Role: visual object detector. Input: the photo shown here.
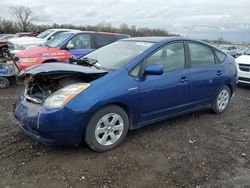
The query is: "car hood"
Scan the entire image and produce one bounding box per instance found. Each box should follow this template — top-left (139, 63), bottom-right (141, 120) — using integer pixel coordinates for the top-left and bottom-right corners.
top-left (19, 62), bottom-right (107, 76)
top-left (9, 37), bottom-right (45, 44)
top-left (235, 55), bottom-right (250, 65)
top-left (16, 46), bottom-right (63, 58)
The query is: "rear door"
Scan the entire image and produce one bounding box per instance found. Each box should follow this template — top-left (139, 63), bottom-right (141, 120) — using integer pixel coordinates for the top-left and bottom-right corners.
top-left (187, 42), bottom-right (224, 107)
top-left (67, 34), bottom-right (93, 57)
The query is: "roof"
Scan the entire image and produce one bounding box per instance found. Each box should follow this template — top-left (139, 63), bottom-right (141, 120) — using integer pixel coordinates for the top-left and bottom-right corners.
top-left (122, 37), bottom-right (185, 43)
top-left (59, 30), bottom-right (129, 36)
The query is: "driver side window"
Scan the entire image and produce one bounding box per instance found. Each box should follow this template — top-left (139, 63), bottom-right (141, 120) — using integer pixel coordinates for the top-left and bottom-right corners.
top-left (145, 42), bottom-right (185, 73)
top-left (67, 34), bottom-right (91, 49)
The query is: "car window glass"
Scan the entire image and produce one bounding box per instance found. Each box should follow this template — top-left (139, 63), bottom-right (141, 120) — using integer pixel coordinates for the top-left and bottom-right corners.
top-left (245, 50), bottom-right (250, 55)
top-left (68, 34), bottom-right (91, 49)
top-left (36, 30), bottom-right (54, 39)
top-left (189, 43), bottom-right (215, 67)
top-left (215, 50), bottom-right (226, 63)
top-left (93, 34), bottom-right (115, 48)
top-left (145, 42), bottom-right (185, 73)
top-left (130, 63), bottom-right (141, 77)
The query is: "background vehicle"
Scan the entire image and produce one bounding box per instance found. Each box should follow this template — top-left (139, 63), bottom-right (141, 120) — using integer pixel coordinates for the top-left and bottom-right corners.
top-left (14, 32), bottom-right (40, 38)
top-left (14, 37), bottom-right (237, 152)
top-left (8, 29), bottom-right (79, 54)
top-left (220, 45), bottom-right (241, 58)
top-left (0, 49), bottom-right (19, 89)
top-left (15, 31), bottom-right (130, 70)
top-left (0, 34), bottom-right (15, 40)
top-left (235, 49), bottom-right (250, 85)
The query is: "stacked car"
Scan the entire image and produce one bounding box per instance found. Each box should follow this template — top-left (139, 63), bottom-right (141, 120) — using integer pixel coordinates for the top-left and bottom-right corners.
top-left (15, 31), bottom-right (129, 70)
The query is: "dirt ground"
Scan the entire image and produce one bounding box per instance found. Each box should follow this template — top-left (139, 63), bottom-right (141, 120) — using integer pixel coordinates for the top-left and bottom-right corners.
top-left (0, 83), bottom-right (250, 188)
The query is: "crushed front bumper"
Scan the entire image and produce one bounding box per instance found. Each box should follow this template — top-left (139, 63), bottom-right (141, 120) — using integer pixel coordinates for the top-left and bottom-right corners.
top-left (14, 94), bottom-right (90, 146)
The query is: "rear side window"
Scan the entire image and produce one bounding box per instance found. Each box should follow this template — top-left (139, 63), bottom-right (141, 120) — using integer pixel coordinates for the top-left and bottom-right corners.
top-left (189, 42), bottom-right (215, 67)
top-left (93, 34), bottom-right (115, 48)
top-left (215, 50), bottom-right (226, 63)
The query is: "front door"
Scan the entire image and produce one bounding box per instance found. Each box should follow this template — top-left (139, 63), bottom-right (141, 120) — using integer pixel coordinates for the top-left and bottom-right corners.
top-left (139, 42), bottom-right (190, 123)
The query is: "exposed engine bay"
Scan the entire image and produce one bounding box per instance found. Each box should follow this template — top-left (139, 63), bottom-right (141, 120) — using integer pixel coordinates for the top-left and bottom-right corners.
top-left (24, 72), bottom-right (106, 104)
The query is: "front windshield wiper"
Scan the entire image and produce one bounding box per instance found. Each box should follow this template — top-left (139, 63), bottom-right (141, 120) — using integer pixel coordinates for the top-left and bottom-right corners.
top-left (69, 57), bottom-right (102, 70)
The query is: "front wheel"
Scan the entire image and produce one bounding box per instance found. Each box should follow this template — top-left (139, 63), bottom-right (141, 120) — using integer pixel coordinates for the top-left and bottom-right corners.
top-left (212, 86), bottom-right (231, 114)
top-left (84, 105), bottom-right (129, 152)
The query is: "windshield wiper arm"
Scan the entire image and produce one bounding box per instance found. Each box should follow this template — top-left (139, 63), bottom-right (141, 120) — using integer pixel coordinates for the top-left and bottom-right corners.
top-left (69, 57), bottom-right (102, 70)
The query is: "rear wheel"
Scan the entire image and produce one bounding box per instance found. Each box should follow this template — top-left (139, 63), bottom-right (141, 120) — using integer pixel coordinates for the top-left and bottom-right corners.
top-left (212, 86), bottom-right (231, 114)
top-left (0, 77), bottom-right (10, 89)
top-left (85, 105), bottom-right (129, 152)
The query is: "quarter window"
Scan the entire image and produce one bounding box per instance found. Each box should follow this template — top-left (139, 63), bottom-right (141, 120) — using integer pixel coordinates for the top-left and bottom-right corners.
top-left (215, 50), bottom-right (226, 63)
top-left (189, 43), bottom-right (215, 67)
top-left (145, 42), bottom-right (185, 73)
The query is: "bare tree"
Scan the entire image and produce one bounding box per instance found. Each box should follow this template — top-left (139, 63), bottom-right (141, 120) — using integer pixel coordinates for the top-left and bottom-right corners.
top-left (9, 6), bottom-right (33, 32)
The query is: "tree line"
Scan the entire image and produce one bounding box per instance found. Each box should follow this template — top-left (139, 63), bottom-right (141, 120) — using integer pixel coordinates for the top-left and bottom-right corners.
top-left (0, 5), bottom-right (178, 37)
top-left (0, 19), bottom-right (178, 37)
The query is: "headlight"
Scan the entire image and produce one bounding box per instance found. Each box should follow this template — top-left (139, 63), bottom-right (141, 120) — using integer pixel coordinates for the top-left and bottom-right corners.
top-left (43, 83), bottom-right (90, 109)
top-left (19, 58), bottom-right (37, 63)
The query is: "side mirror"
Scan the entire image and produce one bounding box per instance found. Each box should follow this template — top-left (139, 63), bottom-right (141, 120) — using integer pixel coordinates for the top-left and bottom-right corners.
top-left (66, 43), bottom-right (74, 49)
top-left (144, 64), bottom-right (164, 75)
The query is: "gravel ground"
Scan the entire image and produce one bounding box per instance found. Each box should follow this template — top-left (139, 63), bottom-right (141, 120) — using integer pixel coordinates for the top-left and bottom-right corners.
top-left (0, 84), bottom-right (250, 188)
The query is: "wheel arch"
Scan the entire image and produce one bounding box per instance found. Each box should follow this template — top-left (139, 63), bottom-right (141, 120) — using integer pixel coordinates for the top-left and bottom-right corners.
top-left (90, 102), bottom-right (134, 130)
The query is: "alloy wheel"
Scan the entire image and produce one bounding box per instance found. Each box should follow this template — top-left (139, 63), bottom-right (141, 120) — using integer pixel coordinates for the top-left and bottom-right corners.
top-left (217, 89), bottom-right (230, 111)
top-left (95, 113), bottom-right (124, 146)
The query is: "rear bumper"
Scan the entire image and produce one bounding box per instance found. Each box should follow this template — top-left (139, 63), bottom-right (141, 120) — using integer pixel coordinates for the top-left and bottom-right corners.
top-left (14, 94), bottom-right (90, 146)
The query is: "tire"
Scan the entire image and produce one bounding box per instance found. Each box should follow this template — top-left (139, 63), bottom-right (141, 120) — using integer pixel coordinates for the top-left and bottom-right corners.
top-left (0, 77), bottom-right (10, 89)
top-left (212, 85), bottom-right (231, 114)
top-left (85, 105), bottom-right (129, 152)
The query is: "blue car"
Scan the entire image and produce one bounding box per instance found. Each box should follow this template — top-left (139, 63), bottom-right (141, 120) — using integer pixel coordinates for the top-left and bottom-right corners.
top-left (14, 37), bottom-right (237, 152)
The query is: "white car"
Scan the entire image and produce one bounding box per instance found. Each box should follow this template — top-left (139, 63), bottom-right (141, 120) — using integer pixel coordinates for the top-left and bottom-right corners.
top-left (235, 49), bottom-right (250, 85)
top-left (8, 29), bottom-right (79, 54)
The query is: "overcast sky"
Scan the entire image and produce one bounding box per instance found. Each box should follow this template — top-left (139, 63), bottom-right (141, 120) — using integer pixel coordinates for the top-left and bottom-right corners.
top-left (0, 0), bottom-right (250, 42)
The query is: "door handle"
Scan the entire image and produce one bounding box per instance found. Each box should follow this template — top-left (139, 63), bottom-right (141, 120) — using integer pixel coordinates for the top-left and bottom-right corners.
top-left (180, 76), bottom-right (188, 83)
top-left (217, 70), bottom-right (223, 76)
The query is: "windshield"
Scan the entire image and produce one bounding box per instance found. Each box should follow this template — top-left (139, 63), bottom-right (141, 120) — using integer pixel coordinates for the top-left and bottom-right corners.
top-left (84, 41), bottom-right (154, 71)
top-left (245, 49), bottom-right (250, 55)
top-left (43, 32), bottom-right (73, 48)
top-left (36, 30), bottom-right (54, 39)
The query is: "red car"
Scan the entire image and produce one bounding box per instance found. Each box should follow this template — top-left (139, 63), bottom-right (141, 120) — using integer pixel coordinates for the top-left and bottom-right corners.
top-left (15, 32), bottom-right (40, 37)
top-left (15, 31), bottom-right (130, 70)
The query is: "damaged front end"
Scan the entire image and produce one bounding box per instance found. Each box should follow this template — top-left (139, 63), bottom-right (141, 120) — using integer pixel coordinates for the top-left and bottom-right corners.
top-left (14, 62), bottom-right (107, 145)
top-left (20, 63), bottom-right (107, 105)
